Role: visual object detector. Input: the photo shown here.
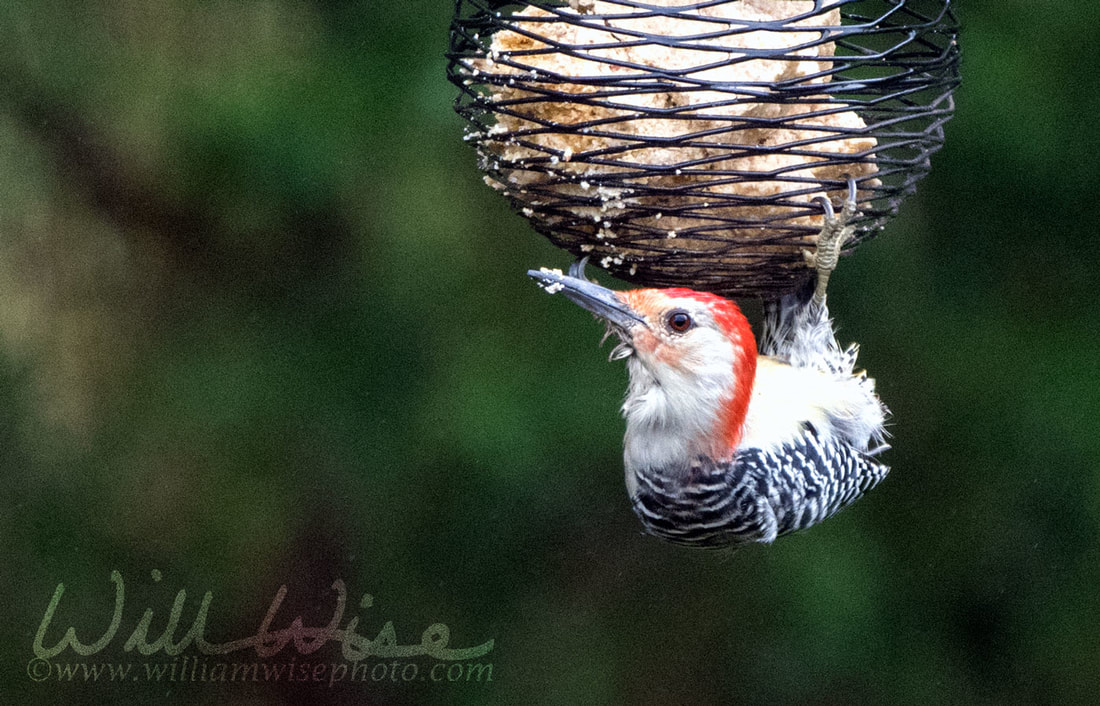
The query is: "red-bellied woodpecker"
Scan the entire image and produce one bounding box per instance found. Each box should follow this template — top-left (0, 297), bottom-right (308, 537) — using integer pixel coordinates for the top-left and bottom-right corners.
top-left (528, 186), bottom-right (889, 548)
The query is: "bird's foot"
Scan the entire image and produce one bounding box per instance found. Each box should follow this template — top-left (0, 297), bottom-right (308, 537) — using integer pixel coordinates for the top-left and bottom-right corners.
top-left (803, 179), bottom-right (860, 306)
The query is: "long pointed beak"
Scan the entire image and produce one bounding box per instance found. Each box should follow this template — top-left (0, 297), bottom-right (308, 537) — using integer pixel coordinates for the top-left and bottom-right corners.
top-left (527, 267), bottom-right (647, 333)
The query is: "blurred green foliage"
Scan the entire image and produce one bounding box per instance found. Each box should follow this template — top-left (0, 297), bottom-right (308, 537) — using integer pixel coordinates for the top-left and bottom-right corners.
top-left (2, 1), bottom-right (1100, 704)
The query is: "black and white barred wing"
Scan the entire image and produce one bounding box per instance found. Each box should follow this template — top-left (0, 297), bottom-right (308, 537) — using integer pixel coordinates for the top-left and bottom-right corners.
top-left (631, 425), bottom-right (889, 548)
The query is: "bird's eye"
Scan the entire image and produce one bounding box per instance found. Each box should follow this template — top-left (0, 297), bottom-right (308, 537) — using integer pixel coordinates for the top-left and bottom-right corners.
top-left (666, 310), bottom-right (693, 333)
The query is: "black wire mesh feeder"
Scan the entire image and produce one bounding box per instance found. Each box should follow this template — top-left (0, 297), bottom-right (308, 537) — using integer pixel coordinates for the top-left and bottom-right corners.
top-left (448, 0), bottom-right (958, 298)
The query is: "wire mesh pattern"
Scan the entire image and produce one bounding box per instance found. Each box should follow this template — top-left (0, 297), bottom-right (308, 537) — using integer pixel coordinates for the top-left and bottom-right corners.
top-left (448, 0), bottom-right (958, 297)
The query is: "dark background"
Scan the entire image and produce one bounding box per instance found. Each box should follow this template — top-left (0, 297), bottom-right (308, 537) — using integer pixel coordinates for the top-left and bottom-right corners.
top-left (3, 1), bottom-right (1099, 704)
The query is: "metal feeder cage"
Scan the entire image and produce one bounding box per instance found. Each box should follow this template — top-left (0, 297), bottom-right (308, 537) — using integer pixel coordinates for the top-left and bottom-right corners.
top-left (448, 0), bottom-right (959, 297)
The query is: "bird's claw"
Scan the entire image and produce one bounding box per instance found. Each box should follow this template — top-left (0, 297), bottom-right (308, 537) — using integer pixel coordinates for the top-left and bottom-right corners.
top-left (803, 179), bottom-right (859, 306)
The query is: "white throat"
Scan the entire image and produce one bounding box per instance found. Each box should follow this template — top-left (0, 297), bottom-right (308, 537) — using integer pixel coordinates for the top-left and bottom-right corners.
top-left (620, 349), bottom-right (738, 495)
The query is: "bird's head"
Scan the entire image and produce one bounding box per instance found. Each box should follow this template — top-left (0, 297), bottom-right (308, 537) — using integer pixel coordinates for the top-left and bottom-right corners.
top-left (529, 263), bottom-right (757, 464)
